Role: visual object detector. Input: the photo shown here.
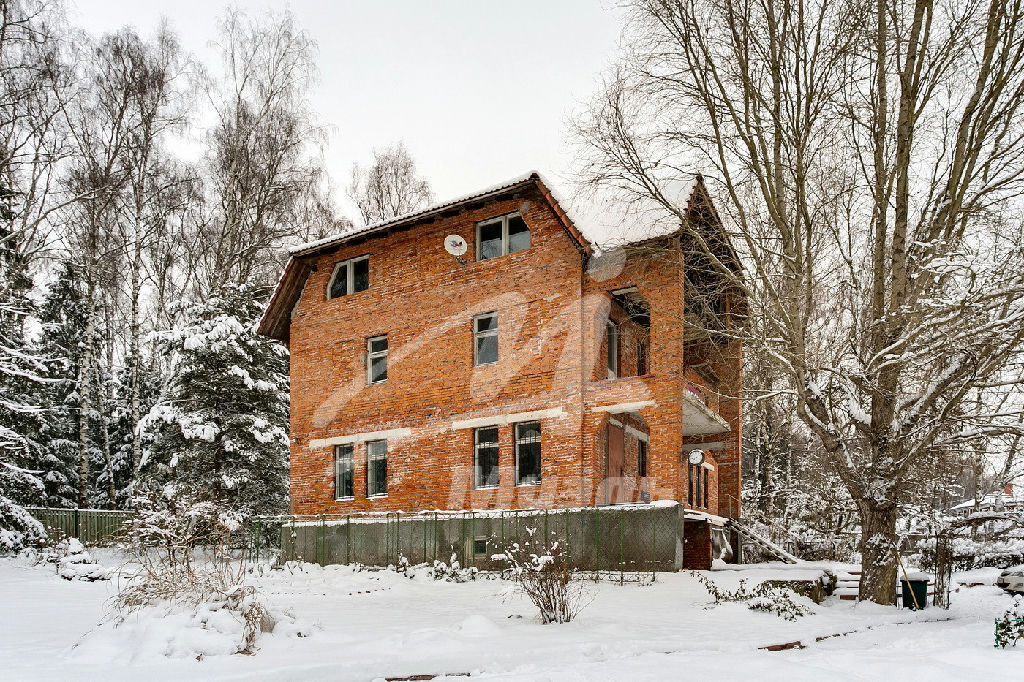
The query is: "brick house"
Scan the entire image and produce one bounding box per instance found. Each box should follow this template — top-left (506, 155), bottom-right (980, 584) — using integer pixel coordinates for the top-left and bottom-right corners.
top-left (259, 172), bottom-right (743, 568)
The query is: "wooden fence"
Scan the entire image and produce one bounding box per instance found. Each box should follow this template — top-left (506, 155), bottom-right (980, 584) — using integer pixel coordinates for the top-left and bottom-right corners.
top-left (26, 507), bottom-right (132, 545)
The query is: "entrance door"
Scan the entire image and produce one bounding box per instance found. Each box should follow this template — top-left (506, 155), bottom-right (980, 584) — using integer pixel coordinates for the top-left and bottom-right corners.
top-left (606, 423), bottom-right (625, 504)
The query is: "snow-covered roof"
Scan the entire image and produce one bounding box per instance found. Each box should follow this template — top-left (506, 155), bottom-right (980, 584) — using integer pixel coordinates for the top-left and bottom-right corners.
top-left (951, 485), bottom-right (1024, 512)
top-left (290, 172), bottom-right (584, 257)
top-left (258, 171), bottom-right (730, 343)
top-left (259, 172), bottom-right (592, 342)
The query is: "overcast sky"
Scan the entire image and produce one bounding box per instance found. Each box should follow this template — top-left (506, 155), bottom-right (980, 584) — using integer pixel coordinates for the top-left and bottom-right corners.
top-left (68, 0), bottom-right (625, 218)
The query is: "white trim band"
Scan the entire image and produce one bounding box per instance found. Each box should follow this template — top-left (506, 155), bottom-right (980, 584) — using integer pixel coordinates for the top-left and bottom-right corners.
top-left (309, 427), bottom-right (413, 449)
top-left (592, 400), bottom-right (656, 414)
top-left (452, 407), bottom-right (565, 430)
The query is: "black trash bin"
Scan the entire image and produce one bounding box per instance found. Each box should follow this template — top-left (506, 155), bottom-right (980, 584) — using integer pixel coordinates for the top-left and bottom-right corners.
top-left (901, 575), bottom-right (929, 609)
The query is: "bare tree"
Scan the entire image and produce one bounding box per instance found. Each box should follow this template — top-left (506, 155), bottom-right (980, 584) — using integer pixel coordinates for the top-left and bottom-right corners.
top-left (576, 0), bottom-right (1024, 603)
top-left (0, 0), bottom-right (73, 279)
top-left (348, 141), bottom-right (434, 226)
top-left (115, 23), bottom-right (193, 480)
top-left (202, 8), bottom-right (333, 293)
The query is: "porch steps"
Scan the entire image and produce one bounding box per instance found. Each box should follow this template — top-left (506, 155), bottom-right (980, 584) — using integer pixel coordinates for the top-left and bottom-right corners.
top-left (836, 570), bottom-right (861, 600)
top-left (728, 520), bottom-right (800, 564)
top-left (834, 571), bottom-right (936, 603)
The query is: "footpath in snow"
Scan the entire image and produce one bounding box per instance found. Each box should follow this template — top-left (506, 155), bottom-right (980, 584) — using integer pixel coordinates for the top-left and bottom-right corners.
top-left (0, 554), bottom-right (1020, 681)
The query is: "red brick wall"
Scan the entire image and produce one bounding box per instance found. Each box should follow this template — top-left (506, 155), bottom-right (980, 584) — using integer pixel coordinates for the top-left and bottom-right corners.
top-left (288, 188), bottom-right (590, 514)
top-left (285, 189), bottom-right (741, 517)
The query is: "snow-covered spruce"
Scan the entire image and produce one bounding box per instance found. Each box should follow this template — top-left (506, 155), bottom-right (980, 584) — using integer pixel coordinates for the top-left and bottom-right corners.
top-left (138, 284), bottom-right (289, 517)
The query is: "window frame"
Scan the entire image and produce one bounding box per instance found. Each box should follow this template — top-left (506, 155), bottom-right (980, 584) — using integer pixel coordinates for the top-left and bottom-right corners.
top-left (514, 421), bottom-right (542, 487)
top-left (606, 320), bottom-right (619, 379)
top-left (688, 463), bottom-right (705, 508)
top-left (366, 439), bottom-right (387, 498)
top-left (475, 212), bottom-right (530, 261)
top-left (474, 426), bottom-right (500, 489)
top-left (703, 468), bottom-right (709, 508)
top-left (327, 254), bottom-right (370, 299)
top-left (334, 444), bottom-right (354, 500)
top-left (366, 334), bottom-right (388, 385)
top-left (636, 337), bottom-right (649, 376)
top-left (473, 312), bottom-right (499, 366)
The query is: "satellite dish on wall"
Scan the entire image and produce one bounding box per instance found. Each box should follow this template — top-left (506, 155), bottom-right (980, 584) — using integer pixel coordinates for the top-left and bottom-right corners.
top-left (444, 234), bottom-right (468, 257)
top-left (688, 450), bottom-right (706, 466)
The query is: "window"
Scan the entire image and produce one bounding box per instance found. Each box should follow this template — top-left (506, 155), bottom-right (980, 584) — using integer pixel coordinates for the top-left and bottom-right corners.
top-left (366, 440), bottom-right (387, 497)
top-left (688, 464), bottom-right (704, 508)
top-left (328, 255), bottom-right (369, 299)
top-left (606, 320), bottom-right (619, 379)
top-left (515, 421), bottom-right (541, 486)
top-left (475, 426), bottom-right (500, 488)
top-left (335, 444), bottom-right (354, 499)
top-left (473, 537), bottom-right (488, 556)
top-left (367, 335), bottom-right (388, 384)
top-left (703, 468), bottom-right (709, 509)
top-left (636, 338), bottom-right (649, 376)
top-left (474, 312), bottom-right (498, 366)
top-left (637, 440), bottom-right (648, 478)
top-left (476, 213), bottom-right (530, 260)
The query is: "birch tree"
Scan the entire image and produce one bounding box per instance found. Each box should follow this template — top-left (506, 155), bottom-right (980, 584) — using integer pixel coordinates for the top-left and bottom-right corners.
top-left (348, 141), bottom-right (434, 226)
top-left (202, 8), bottom-right (330, 292)
top-left (576, 0), bottom-right (1024, 603)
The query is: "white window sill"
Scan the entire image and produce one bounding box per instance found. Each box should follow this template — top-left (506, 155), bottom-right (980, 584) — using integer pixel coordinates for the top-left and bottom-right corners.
top-left (334, 496), bottom-right (354, 501)
top-left (474, 360), bottom-right (499, 367)
top-left (515, 481), bottom-right (542, 488)
top-left (367, 494), bottom-right (388, 499)
top-left (474, 485), bottom-right (499, 491)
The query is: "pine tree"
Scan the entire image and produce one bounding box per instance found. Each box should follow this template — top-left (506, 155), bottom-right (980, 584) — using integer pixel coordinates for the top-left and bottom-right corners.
top-left (0, 224), bottom-right (47, 549)
top-left (140, 283), bottom-right (289, 516)
top-left (34, 263), bottom-right (88, 508)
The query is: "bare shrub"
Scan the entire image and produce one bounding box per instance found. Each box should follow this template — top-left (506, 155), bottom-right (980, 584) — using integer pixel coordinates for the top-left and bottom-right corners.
top-left (494, 531), bottom-right (591, 624)
top-left (693, 572), bottom-right (813, 621)
top-left (115, 493), bottom-right (271, 653)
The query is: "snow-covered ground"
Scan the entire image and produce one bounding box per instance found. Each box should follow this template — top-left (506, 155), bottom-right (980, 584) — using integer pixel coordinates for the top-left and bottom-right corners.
top-left (0, 554), bottom-right (1020, 681)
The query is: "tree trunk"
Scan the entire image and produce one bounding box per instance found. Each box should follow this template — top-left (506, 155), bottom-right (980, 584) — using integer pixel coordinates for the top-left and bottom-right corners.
top-left (857, 501), bottom-right (899, 604)
top-left (933, 534), bottom-right (953, 609)
top-left (76, 283), bottom-right (98, 509)
top-left (129, 241), bottom-right (143, 479)
top-left (93, 356), bottom-right (117, 507)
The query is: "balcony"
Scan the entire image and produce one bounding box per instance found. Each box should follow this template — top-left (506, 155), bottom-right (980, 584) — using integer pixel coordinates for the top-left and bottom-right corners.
top-left (683, 383), bottom-right (729, 436)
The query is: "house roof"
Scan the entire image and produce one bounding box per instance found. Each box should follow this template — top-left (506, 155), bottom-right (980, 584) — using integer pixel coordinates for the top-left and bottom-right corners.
top-left (258, 171), bottom-right (737, 344)
top-left (288, 171), bottom-right (588, 258)
top-left (951, 485), bottom-right (1024, 512)
top-left (258, 172), bottom-right (590, 343)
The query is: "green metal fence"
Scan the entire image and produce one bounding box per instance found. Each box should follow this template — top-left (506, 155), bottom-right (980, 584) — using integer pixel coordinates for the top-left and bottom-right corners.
top-left (26, 507), bottom-right (132, 545)
top-left (253, 504), bottom-right (688, 580)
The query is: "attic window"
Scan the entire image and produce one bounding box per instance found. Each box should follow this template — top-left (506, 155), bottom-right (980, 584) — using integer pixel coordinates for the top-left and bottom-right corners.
top-left (328, 255), bottom-right (369, 299)
top-left (476, 213), bottom-right (530, 260)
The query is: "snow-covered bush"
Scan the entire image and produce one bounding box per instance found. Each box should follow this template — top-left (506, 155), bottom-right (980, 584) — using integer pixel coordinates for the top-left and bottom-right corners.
top-left (427, 553), bottom-right (477, 582)
top-left (113, 492), bottom-right (287, 655)
top-left (995, 597), bottom-right (1024, 648)
top-left (693, 573), bottom-right (813, 621)
top-left (493, 531), bottom-right (591, 624)
top-left (56, 538), bottom-right (109, 581)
